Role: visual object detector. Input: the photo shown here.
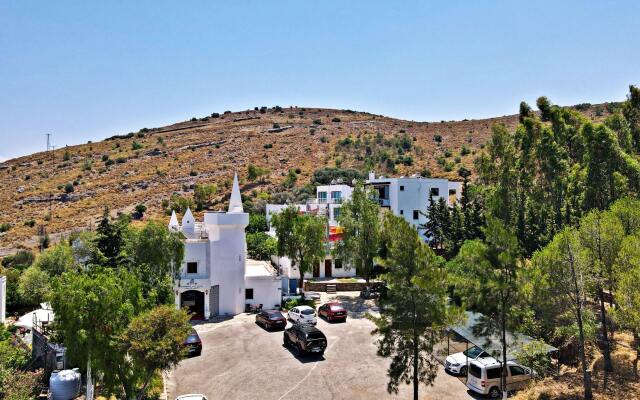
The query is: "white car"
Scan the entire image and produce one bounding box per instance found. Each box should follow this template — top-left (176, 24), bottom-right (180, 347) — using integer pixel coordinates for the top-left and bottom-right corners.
top-left (444, 345), bottom-right (491, 375)
top-left (466, 358), bottom-right (534, 398)
top-left (175, 395), bottom-right (208, 400)
top-left (287, 305), bottom-right (317, 325)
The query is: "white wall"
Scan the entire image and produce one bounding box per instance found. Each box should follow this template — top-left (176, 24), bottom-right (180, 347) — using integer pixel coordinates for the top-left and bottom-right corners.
top-left (245, 277), bottom-right (282, 310)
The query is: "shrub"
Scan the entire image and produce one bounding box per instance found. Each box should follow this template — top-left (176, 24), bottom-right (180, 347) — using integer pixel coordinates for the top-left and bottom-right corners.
top-left (62, 150), bottom-right (70, 161)
top-left (515, 340), bottom-right (554, 378)
top-left (24, 219), bottom-right (36, 227)
top-left (64, 182), bottom-right (74, 193)
top-left (115, 157), bottom-right (127, 164)
top-left (211, 112), bottom-right (220, 118)
top-left (263, 143), bottom-right (273, 149)
top-left (312, 167), bottom-right (364, 185)
top-left (313, 119), bottom-right (322, 125)
top-left (443, 149), bottom-right (452, 158)
top-left (105, 159), bottom-right (115, 166)
top-left (132, 141), bottom-right (143, 150)
top-left (133, 204), bottom-right (147, 219)
top-left (82, 160), bottom-right (92, 171)
top-left (189, 170), bottom-right (198, 176)
top-left (102, 154), bottom-right (109, 162)
top-left (460, 145), bottom-right (471, 156)
top-left (190, 117), bottom-right (197, 122)
top-left (332, 117), bottom-right (341, 123)
top-left (433, 134), bottom-right (442, 143)
top-left (0, 223), bottom-right (11, 233)
top-left (136, 132), bottom-right (145, 138)
top-left (273, 123), bottom-right (280, 129)
top-left (283, 297), bottom-right (316, 310)
top-left (246, 232), bottom-right (277, 261)
top-left (319, 136), bottom-right (328, 143)
top-left (454, 156), bottom-right (461, 164)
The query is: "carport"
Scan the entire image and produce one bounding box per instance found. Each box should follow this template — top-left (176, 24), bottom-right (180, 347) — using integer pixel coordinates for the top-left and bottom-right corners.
top-left (445, 311), bottom-right (559, 375)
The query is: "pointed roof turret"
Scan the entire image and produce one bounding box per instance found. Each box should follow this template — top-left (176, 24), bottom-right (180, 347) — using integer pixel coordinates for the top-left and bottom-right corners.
top-left (228, 172), bottom-right (243, 213)
top-left (182, 207), bottom-right (195, 231)
top-left (168, 210), bottom-right (179, 231)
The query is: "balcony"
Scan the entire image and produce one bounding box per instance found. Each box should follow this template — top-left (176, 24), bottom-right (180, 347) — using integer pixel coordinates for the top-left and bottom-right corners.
top-left (313, 198), bottom-right (343, 204)
top-left (377, 198), bottom-right (390, 207)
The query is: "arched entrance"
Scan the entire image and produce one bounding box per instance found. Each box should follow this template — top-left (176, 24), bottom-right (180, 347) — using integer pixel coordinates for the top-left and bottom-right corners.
top-left (180, 290), bottom-right (205, 320)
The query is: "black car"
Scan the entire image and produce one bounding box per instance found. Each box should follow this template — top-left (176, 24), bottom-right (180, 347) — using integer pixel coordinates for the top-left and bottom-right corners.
top-left (283, 324), bottom-right (327, 356)
top-left (256, 310), bottom-right (287, 330)
top-left (183, 329), bottom-right (202, 356)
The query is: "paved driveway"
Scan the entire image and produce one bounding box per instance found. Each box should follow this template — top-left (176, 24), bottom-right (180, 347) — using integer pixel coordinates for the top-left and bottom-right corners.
top-left (166, 293), bottom-right (474, 400)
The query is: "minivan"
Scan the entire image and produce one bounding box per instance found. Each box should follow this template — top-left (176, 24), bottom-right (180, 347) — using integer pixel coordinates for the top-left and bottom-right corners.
top-left (466, 358), bottom-right (534, 398)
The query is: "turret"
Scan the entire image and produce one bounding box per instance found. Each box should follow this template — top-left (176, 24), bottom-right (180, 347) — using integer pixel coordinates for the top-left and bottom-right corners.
top-left (228, 173), bottom-right (243, 213)
top-left (182, 207), bottom-right (195, 232)
top-left (168, 210), bottom-right (180, 231)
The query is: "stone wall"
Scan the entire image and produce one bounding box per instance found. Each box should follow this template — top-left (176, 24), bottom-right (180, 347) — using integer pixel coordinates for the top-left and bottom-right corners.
top-left (303, 281), bottom-right (367, 292)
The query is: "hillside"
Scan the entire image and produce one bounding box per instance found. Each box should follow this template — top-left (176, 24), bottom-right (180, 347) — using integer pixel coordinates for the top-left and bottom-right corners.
top-left (0, 103), bottom-right (615, 255)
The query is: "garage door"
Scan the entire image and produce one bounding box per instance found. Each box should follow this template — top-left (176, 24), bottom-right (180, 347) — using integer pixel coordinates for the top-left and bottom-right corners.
top-left (210, 285), bottom-right (219, 317)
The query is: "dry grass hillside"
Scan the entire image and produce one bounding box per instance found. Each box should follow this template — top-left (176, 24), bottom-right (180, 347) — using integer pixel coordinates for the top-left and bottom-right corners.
top-left (0, 103), bottom-right (615, 255)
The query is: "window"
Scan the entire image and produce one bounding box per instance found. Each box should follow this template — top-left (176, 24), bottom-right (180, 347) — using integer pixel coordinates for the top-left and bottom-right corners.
top-left (334, 259), bottom-right (343, 269)
top-left (413, 210), bottom-right (419, 220)
top-left (318, 191), bottom-right (327, 203)
top-left (245, 288), bottom-right (254, 300)
top-left (430, 187), bottom-right (439, 197)
top-left (449, 189), bottom-right (456, 196)
top-left (486, 367), bottom-right (502, 380)
top-left (186, 262), bottom-right (198, 274)
top-left (400, 210), bottom-right (404, 215)
top-left (469, 364), bottom-right (482, 379)
top-left (301, 309), bottom-right (315, 315)
top-left (510, 366), bottom-right (526, 376)
top-left (400, 185), bottom-right (405, 191)
top-left (331, 191), bottom-right (342, 203)
top-left (333, 207), bottom-right (341, 220)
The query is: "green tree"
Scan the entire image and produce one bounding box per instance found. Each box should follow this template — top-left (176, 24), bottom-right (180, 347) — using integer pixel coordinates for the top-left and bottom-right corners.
top-left (289, 214), bottom-right (326, 288)
top-left (120, 305), bottom-right (192, 400)
top-left (334, 182), bottom-right (381, 284)
top-left (612, 234), bottom-right (640, 379)
top-left (194, 184), bottom-right (217, 211)
top-left (449, 217), bottom-right (520, 399)
top-left (246, 232), bottom-right (277, 261)
top-left (530, 228), bottom-right (593, 399)
top-left (17, 265), bottom-right (51, 306)
top-left (247, 213), bottom-right (269, 234)
top-left (33, 242), bottom-right (76, 276)
top-left (578, 209), bottom-right (623, 384)
top-left (371, 213), bottom-right (458, 400)
top-left (271, 206), bottom-right (300, 259)
top-left (125, 221), bottom-right (185, 305)
top-left (49, 268), bottom-right (148, 399)
top-left (96, 207), bottom-right (126, 268)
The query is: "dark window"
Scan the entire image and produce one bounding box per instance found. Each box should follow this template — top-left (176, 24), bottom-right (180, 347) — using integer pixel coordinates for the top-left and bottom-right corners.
top-left (400, 185), bottom-right (405, 191)
top-left (413, 210), bottom-right (419, 220)
top-left (400, 210), bottom-right (404, 215)
top-left (469, 364), bottom-right (482, 378)
top-left (430, 187), bottom-right (439, 196)
top-left (301, 309), bottom-right (315, 315)
top-left (245, 288), bottom-right (254, 300)
top-left (510, 366), bottom-right (526, 376)
top-left (333, 207), bottom-right (341, 220)
top-left (187, 262), bottom-right (197, 274)
top-left (449, 189), bottom-right (456, 196)
top-left (486, 367), bottom-right (502, 380)
top-left (334, 259), bottom-right (343, 269)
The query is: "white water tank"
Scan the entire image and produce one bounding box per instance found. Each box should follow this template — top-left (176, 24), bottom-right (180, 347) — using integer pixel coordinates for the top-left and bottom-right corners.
top-left (49, 368), bottom-right (81, 400)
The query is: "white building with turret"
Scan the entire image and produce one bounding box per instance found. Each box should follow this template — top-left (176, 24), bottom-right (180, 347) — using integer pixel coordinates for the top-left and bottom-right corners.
top-left (171, 174), bottom-right (281, 319)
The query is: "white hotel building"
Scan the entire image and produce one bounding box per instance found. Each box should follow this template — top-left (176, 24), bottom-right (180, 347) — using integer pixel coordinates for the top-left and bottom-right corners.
top-left (170, 174), bottom-right (281, 319)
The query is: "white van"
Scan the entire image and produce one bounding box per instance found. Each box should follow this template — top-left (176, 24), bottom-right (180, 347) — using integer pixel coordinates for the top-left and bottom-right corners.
top-left (466, 358), bottom-right (534, 398)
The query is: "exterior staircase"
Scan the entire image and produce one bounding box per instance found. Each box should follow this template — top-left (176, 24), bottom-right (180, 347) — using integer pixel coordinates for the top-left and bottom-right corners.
top-left (326, 284), bottom-right (337, 294)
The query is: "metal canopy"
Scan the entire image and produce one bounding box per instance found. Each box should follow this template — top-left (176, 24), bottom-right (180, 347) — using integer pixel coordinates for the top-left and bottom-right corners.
top-left (448, 311), bottom-right (558, 362)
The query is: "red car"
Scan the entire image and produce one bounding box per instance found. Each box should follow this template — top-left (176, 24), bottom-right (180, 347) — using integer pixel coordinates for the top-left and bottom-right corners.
top-left (318, 302), bottom-right (348, 322)
top-left (256, 310), bottom-right (287, 330)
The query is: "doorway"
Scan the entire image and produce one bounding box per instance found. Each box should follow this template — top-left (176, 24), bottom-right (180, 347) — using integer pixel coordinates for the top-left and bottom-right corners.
top-left (181, 290), bottom-right (205, 320)
top-left (313, 263), bottom-right (320, 278)
top-left (325, 259), bottom-right (332, 278)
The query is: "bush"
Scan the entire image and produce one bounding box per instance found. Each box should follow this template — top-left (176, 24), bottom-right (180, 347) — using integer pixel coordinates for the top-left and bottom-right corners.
top-left (460, 145), bottom-right (471, 156)
top-left (283, 297), bottom-right (316, 310)
top-left (273, 123), bottom-right (280, 129)
top-left (263, 143), bottom-right (273, 149)
top-left (62, 150), bottom-right (70, 161)
top-left (312, 167), bottom-right (364, 185)
top-left (64, 182), bottom-right (74, 193)
top-left (105, 159), bottom-right (115, 166)
top-left (515, 340), bottom-right (554, 378)
top-left (319, 136), bottom-right (328, 143)
top-left (132, 141), bottom-right (143, 150)
top-left (433, 134), bottom-right (442, 143)
top-left (0, 223), bottom-right (11, 233)
top-left (313, 119), bottom-right (322, 125)
top-left (332, 117), bottom-right (341, 123)
top-left (246, 232), bottom-right (277, 261)
top-left (189, 170), bottom-right (198, 176)
top-left (247, 214), bottom-right (268, 234)
top-left (134, 204), bottom-right (147, 219)
top-left (211, 112), bottom-right (220, 118)
top-left (443, 149), bottom-right (452, 158)
top-left (24, 219), bottom-right (36, 227)
top-left (102, 154), bottom-right (109, 162)
top-left (115, 157), bottom-right (127, 164)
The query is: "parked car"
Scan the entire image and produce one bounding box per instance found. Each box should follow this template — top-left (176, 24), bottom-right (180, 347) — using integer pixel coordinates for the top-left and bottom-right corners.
top-left (466, 358), bottom-right (534, 398)
top-left (444, 345), bottom-right (491, 375)
top-left (287, 305), bottom-right (317, 325)
top-left (302, 291), bottom-right (321, 300)
top-left (283, 323), bottom-right (327, 356)
top-left (175, 395), bottom-right (208, 400)
top-left (183, 329), bottom-right (202, 356)
top-left (318, 302), bottom-right (347, 322)
top-left (256, 309), bottom-right (287, 330)
top-left (359, 287), bottom-right (379, 299)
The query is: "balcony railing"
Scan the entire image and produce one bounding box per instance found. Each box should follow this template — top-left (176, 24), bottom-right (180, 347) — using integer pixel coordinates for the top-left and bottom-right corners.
top-left (314, 198), bottom-right (343, 204)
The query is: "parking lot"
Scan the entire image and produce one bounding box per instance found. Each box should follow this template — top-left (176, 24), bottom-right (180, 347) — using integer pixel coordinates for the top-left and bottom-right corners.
top-left (166, 293), bottom-right (474, 400)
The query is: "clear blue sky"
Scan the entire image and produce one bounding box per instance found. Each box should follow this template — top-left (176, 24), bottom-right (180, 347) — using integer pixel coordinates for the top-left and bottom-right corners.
top-left (1, 1), bottom-right (639, 161)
